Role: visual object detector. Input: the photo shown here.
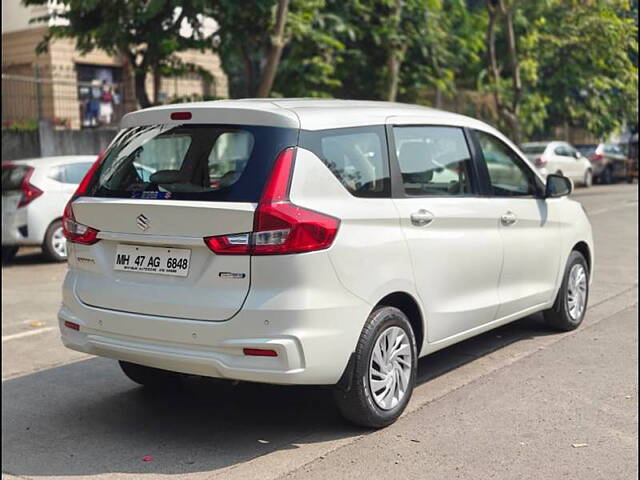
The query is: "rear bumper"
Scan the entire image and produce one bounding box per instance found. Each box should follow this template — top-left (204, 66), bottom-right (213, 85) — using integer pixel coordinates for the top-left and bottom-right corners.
top-left (58, 270), bottom-right (370, 385)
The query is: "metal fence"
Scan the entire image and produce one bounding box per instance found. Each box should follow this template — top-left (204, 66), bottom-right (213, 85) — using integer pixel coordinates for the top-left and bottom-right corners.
top-left (2, 68), bottom-right (129, 130)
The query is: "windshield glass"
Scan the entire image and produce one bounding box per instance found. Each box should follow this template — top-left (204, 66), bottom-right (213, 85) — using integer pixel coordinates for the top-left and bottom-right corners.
top-left (520, 145), bottom-right (547, 155)
top-left (86, 124), bottom-right (298, 202)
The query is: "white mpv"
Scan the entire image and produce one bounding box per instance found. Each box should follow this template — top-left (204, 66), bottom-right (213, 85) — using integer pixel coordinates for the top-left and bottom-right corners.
top-left (59, 100), bottom-right (594, 427)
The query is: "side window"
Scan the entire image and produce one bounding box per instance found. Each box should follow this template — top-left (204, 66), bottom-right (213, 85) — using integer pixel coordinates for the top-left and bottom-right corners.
top-left (475, 130), bottom-right (538, 197)
top-left (392, 126), bottom-right (474, 196)
top-left (299, 126), bottom-right (390, 198)
top-left (554, 145), bottom-right (568, 156)
top-left (61, 162), bottom-right (93, 184)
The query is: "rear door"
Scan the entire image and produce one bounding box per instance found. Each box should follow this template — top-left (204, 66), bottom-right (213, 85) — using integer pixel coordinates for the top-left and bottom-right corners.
top-left (389, 125), bottom-right (503, 343)
top-left (70, 123), bottom-right (297, 321)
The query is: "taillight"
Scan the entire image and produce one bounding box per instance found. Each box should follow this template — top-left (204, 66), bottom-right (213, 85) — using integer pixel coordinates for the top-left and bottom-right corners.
top-left (534, 156), bottom-right (547, 168)
top-left (204, 147), bottom-right (340, 256)
top-left (17, 167), bottom-right (43, 208)
top-left (61, 151), bottom-right (105, 245)
top-left (591, 153), bottom-right (604, 162)
top-left (62, 202), bottom-right (99, 244)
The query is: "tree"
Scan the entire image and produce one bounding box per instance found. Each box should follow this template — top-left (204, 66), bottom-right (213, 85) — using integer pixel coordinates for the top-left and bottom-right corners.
top-left (212, 0), bottom-right (331, 98)
top-left (24, 0), bottom-right (216, 108)
top-left (535, 0), bottom-right (638, 139)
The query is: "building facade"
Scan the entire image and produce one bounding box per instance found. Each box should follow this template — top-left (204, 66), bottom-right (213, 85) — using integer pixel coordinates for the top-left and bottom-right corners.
top-left (2, 0), bottom-right (228, 129)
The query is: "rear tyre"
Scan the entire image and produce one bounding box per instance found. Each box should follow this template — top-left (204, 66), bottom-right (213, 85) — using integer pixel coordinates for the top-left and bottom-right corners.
top-left (42, 220), bottom-right (67, 262)
top-left (333, 306), bottom-right (417, 428)
top-left (119, 361), bottom-right (185, 389)
top-left (1, 246), bottom-right (19, 264)
top-left (601, 166), bottom-right (613, 184)
top-left (543, 251), bottom-right (589, 331)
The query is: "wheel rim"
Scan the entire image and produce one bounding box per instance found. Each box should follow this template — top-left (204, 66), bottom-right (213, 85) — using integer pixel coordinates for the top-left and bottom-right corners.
top-left (368, 326), bottom-right (412, 410)
top-left (51, 226), bottom-right (67, 258)
top-left (566, 264), bottom-right (587, 321)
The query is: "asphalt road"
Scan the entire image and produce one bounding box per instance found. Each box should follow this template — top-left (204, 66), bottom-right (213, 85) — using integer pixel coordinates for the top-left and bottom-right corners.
top-left (2, 184), bottom-right (638, 480)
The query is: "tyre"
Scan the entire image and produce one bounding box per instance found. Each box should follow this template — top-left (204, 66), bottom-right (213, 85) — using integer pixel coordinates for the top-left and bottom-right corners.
top-left (543, 251), bottom-right (589, 331)
top-left (42, 220), bottom-right (67, 262)
top-left (600, 166), bottom-right (613, 184)
top-left (1, 246), bottom-right (19, 265)
top-left (119, 361), bottom-right (185, 389)
top-left (333, 306), bottom-right (417, 428)
top-left (583, 169), bottom-right (593, 188)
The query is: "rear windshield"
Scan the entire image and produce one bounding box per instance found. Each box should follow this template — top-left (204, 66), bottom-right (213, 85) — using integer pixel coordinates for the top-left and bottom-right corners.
top-left (86, 124), bottom-right (297, 202)
top-left (2, 165), bottom-right (29, 192)
top-left (520, 145), bottom-right (547, 154)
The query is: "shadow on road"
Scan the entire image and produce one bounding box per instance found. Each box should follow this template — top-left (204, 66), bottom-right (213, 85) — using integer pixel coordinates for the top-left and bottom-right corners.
top-left (2, 248), bottom-right (54, 268)
top-left (2, 314), bottom-right (558, 477)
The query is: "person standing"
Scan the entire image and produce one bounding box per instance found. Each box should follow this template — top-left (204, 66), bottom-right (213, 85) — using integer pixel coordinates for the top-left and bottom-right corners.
top-left (99, 82), bottom-right (114, 125)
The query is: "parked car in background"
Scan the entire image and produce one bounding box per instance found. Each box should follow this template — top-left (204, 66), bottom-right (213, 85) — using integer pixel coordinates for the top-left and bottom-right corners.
top-left (628, 133), bottom-right (638, 183)
top-left (520, 141), bottom-right (593, 187)
top-left (2, 156), bottom-right (96, 263)
top-left (58, 100), bottom-right (593, 428)
top-left (575, 142), bottom-right (627, 184)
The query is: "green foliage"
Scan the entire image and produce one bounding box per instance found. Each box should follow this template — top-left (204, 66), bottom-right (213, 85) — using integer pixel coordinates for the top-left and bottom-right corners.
top-left (2, 119), bottom-right (39, 132)
top-left (22, 0), bottom-right (638, 139)
top-left (535, 0), bottom-right (638, 139)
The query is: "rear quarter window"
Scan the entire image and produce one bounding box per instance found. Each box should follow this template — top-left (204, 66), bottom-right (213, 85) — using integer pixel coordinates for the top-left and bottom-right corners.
top-left (299, 126), bottom-right (390, 198)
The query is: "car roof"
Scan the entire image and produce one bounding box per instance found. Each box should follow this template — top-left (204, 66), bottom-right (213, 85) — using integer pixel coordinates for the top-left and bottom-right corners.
top-left (121, 98), bottom-right (497, 133)
top-left (3, 155), bottom-right (97, 168)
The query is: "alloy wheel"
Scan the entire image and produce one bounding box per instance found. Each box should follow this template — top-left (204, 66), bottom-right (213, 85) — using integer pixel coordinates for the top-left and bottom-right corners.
top-left (51, 226), bottom-right (67, 258)
top-left (566, 264), bottom-right (587, 321)
top-left (368, 326), bottom-right (413, 410)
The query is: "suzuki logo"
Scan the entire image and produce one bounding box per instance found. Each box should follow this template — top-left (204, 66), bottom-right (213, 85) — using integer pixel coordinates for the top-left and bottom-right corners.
top-left (136, 214), bottom-right (150, 231)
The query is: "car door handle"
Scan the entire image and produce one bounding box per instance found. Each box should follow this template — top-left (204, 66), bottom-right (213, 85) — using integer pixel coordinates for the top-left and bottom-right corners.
top-left (410, 209), bottom-right (434, 227)
top-left (500, 211), bottom-right (517, 226)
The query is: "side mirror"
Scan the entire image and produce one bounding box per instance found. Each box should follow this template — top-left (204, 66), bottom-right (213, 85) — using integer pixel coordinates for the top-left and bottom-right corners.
top-left (545, 174), bottom-right (572, 198)
top-left (573, 151), bottom-right (581, 159)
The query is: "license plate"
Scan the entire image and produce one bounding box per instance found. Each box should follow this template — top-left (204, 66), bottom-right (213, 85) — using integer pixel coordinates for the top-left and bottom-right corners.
top-left (114, 244), bottom-right (191, 277)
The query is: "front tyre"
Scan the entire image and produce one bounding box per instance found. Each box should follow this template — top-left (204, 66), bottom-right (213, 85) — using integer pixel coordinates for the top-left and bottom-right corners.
top-left (334, 306), bottom-right (417, 428)
top-left (119, 361), bottom-right (184, 389)
top-left (544, 251), bottom-right (589, 331)
top-left (583, 169), bottom-right (593, 188)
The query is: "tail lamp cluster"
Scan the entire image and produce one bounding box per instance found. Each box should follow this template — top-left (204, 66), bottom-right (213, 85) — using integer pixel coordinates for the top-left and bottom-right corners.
top-left (62, 153), bottom-right (104, 245)
top-left (205, 147), bottom-right (340, 255)
top-left (2, 164), bottom-right (44, 208)
top-left (62, 146), bottom-right (340, 255)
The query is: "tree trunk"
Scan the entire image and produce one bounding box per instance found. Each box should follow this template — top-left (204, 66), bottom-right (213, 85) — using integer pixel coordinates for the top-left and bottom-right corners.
top-left (153, 67), bottom-right (162, 104)
top-left (386, 54), bottom-right (402, 102)
top-left (134, 70), bottom-right (152, 108)
top-left (485, 0), bottom-right (522, 142)
top-left (385, 0), bottom-right (405, 102)
top-left (241, 46), bottom-right (255, 98)
top-left (256, 0), bottom-right (289, 98)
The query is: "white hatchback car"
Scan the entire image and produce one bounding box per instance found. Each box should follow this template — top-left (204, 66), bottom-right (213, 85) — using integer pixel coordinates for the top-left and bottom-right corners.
top-left (2, 156), bottom-right (95, 263)
top-left (59, 100), bottom-right (594, 427)
top-left (520, 141), bottom-right (593, 187)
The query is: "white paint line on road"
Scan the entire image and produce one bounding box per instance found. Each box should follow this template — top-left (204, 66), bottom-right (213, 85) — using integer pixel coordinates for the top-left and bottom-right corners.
top-left (588, 201), bottom-right (638, 216)
top-left (1, 327), bottom-right (57, 343)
